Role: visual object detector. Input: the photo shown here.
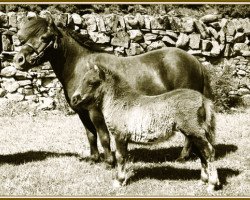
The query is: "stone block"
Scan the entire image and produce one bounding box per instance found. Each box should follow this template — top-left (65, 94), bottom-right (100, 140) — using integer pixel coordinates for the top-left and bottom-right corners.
top-left (71, 13), bottom-right (82, 25)
top-left (135, 13), bottom-right (145, 28)
top-left (82, 14), bottom-right (97, 32)
top-left (7, 12), bottom-right (17, 28)
top-left (27, 11), bottom-right (37, 19)
top-left (194, 20), bottom-right (209, 39)
top-left (95, 15), bottom-right (106, 32)
top-left (225, 21), bottom-right (236, 36)
top-left (54, 13), bottom-right (68, 27)
top-left (125, 43), bottom-right (144, 56)
top-left (241, 94), bottom-right (250, 106)
top-left (234, 32), bottom-right (245, 43)
top-left (162, 36), bottom-right (176, 46)
top-left (144, 15), bottom-right (154, 29)
top-left (111, 30), bottom-right (130, 48)
top-left (200, 14), bottom-right (220, 23)
top-left (16, 12), bottom-right (27, 29)
top-left (128, 30), bottom-right (143, 42)
top-left (187, 50), bottom-right (202, 55)
top-left (176, 33), bottom-right (189, 48)
top-left (0, 88), bottom-right (6, 97)
top-left (207, 27), bottom-right (219, 40)
top-left (124, 14), bottom-right (138, 30)
top-left (1, 66), bottom-right (17, 77)
top-left (232, 18), bottom-right (244, 32)
top-left (89, 32), bottom-right (110, 44)
top-left (146, 41), bottom-right (166, 51)
top-left (202, 40), bottom-right (213, 51)
top-left (37, 97), bottom-right (55, 110)
top-left (233, 43), bottom-right (249, 53)
top-left (181, 17), bottom-right (195, 33)
top-left (1, 78), bottom-right (19, 93)
top-left (6, 92), bottom-right (24, 101)
top-left (165, 31), bottom-right (178, 40)
top-left (144, 33), bottom-right (158, 41)
top-left (18, 80), bottom-right (32, 87)
top-left (103, 14), bottom-right (116, 33)
top-left (2, 35), bottom-right (13, 51)
top-left (150, 15), bottom-right (169, 30)
top-left (0, 12), bottom-right (8, 27)
top-left (189, 33), bottom-right (201, 49)
top-left (211, 40), bottom-right (221, 56)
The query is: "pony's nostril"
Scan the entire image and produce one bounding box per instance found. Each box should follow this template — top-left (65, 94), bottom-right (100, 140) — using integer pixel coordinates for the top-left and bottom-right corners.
top-left (17, 55), bottom-right (25, 64)
top-left (71, 94), bottom-right (81, 106)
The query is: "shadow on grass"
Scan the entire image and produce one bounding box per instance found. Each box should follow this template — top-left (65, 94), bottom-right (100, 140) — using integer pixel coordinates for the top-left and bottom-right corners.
top-left (0, 151), bottom-right (81, 165)
top-left (128, 165), bottom-right (240, 186)
top-left (129, 143), bottom-right (238, 163)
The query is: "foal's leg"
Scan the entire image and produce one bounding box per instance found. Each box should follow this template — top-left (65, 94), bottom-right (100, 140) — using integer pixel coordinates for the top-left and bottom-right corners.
top-left (89, 108), bottom-right (115, 168)
top-left (191, 135), bottom-right (220, 192)
top-left (113, 135), bottom-right (128, 187)
top-left (177, 137), bottom-right (193, 162)
top-left (78, 110), bottom-right (100, 163)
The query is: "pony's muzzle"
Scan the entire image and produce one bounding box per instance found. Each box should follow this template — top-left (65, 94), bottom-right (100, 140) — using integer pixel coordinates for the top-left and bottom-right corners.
top-left (14, 53), bottom-right (26, 68)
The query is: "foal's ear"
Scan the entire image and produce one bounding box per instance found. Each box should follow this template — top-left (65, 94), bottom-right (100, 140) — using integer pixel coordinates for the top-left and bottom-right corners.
top-left (93, 65), bottom-right (105, 80)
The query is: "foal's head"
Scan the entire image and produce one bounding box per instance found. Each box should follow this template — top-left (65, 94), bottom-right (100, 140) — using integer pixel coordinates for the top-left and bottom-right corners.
top-left (71, 65), bottom-right (105, 109)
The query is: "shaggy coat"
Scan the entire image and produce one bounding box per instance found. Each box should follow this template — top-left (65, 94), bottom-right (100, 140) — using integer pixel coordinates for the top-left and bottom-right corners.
top-left (71, 65), bottom-right (220, 191)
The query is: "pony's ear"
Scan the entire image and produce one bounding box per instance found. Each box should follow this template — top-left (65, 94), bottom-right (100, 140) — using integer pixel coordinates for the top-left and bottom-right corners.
top-left (40, 15), bottom-right (60, 48)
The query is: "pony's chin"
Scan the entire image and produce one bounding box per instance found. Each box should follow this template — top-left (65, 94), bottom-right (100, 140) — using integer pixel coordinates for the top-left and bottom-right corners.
top-left (14, 63), bottom-right (33, 71)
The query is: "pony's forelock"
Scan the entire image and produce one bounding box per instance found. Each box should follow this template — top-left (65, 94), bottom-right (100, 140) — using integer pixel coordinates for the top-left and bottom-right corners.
top-left (19, 17), bottom-right (49, 41)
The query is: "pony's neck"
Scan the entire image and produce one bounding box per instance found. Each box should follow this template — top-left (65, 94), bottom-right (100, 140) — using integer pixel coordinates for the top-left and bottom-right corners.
top-left (48, 29), bottom-right (91, 84)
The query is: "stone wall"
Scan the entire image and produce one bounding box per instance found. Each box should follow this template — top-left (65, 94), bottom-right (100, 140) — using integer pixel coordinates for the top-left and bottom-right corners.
top-left (0, 11), bottom-right (249, 110)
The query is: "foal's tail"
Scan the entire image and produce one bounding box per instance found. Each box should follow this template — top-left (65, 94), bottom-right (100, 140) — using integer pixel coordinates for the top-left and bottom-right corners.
top-left (202, 98), bottom-right (216, 145)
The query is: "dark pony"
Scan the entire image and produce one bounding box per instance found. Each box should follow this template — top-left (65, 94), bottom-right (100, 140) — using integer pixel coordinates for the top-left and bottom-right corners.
top-left (71, 65), bottom-right (220, 191)
top-left (14, 15), bottom-right (213, 167)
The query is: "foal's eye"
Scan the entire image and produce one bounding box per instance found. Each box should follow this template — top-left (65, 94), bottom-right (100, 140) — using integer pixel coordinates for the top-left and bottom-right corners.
top-left (88, 80), bottom-right (100, 87)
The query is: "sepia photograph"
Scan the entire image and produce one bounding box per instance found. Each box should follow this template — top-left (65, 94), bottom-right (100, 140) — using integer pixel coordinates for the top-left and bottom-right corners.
top-left (0, 2), bottom-right (249, 197)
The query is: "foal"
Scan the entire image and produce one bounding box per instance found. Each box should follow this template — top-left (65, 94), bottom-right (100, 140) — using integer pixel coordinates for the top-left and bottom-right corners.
top-left (71, 65), bottom-right (220, 191)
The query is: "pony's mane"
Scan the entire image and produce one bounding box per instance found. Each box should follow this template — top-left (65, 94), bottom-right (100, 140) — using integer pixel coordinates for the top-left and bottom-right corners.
top-left (20, 17), bottom-right (109, 53)
top-left (64, 28), bottom-right (108, 52)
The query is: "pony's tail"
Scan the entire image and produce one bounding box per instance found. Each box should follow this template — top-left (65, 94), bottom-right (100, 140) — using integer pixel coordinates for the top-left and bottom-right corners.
top-left (202, 67), bottom-right (214, 101)
top-left (203, 98), bottom-right (216, 145)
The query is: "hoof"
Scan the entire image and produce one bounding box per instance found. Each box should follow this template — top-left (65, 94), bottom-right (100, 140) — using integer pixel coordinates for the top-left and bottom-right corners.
top-left (207, 184), bottom-right (216, 193)
top-left (113, 180), bottom-right (122, 188)
top-left (198, 180), bottom-right (207, 186)
top-left (80, 155), bottom-right (100, 164)
top-left (105, 162), bottom-right (115, 169)
top-left (176, 157), bottom-right (186, 162)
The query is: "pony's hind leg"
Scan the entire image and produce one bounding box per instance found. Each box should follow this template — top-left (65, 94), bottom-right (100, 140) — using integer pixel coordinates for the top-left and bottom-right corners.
top-left (191, 135), bottom-right (220, 192)
top-left (113, 134), bottom-right (128, 188)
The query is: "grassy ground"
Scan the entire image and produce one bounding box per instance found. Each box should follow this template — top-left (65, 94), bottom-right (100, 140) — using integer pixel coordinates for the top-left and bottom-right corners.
top-left (0, 109), bottom-right (249, 197)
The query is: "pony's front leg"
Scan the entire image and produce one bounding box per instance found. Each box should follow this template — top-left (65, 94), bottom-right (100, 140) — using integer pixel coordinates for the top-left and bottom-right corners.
top-left (89, 108), bottom-right (115, 168)
top-left (113, 134), bottom-right (128, 188)
top-left (77, 111), bottom-right (100, 163)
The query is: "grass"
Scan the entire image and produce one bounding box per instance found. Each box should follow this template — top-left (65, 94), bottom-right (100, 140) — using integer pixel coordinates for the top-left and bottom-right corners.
top-left (0, 109), bottom-right (249, 196)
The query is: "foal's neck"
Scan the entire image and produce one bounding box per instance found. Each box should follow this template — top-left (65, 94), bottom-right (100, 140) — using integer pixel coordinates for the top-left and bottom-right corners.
top-left (101, 73), bottom-right (139, 107)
